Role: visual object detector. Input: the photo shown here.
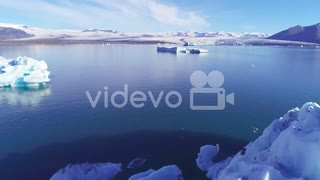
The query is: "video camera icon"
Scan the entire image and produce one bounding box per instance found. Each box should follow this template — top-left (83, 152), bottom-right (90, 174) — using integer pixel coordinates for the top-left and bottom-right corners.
top-left (190, 71), bottom-right (234, 110)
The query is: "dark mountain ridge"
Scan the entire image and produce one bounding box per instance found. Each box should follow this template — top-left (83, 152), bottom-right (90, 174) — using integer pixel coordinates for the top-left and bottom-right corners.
top-left (268, 23), bottom-right (320, 44)
top-left (0, 27), bottom-right (33, 40)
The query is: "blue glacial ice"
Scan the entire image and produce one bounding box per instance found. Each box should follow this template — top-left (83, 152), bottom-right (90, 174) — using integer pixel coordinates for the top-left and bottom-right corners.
top-left (50, 162), bottom-right (122, 180)
top-left (197, 102), bottom-right (320, 180)
top-left (0, 56), bottom-right (50, 87)
top-left (129, 165), bottom-right (183, 180)
top-left (51, 163), bottom-right (183, 180)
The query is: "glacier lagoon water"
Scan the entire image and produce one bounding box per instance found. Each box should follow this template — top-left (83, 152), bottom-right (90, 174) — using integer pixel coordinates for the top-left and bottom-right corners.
top-left (0, 44), bottom-right (319, 179)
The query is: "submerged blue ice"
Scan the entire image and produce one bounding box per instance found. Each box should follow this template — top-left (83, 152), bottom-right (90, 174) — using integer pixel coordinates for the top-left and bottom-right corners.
top-left (0, 56), bottom-right (50, 87)
top-left (50, 163), bottom-right (122, 180)
top-left (129, 165), bottom-right (183, 180)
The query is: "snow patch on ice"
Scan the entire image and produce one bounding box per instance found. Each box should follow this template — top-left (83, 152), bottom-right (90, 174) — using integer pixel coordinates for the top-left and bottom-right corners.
top-left (197, 102), bottom-right (320, 180)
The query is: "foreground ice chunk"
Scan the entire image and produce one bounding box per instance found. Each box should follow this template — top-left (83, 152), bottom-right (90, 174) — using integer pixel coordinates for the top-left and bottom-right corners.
top-left (197, 102), bottom-right (320, 180)
top-left (0, 56), bottom-right (50, 87)
top-left (50, 162), bottom-right (122, 180)
top-left (129, 169), bottom-right (154, 180)
top-left (129, 165), bottom-right (183, 180)
top-left (196, 145), bottom-right (220, 171)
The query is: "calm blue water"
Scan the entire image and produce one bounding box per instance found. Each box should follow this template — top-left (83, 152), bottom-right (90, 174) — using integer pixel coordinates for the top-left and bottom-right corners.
top-left (0, 44), bottom-right (319, 179)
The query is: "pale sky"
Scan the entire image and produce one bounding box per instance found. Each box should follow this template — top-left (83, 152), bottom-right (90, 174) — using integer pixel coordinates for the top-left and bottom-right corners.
top-left (0, 0), bottom-right (319, 34)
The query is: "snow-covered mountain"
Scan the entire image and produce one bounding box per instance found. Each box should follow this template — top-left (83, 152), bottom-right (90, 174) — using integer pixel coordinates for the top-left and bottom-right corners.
top-left (0, 23), bottom-right (318, 46)
top-left (0, 27), bottom-right (33, 40)
top-left (82, 29), bottom-right (118, 33)
top-left (0, 23), bottom-right (270, 44)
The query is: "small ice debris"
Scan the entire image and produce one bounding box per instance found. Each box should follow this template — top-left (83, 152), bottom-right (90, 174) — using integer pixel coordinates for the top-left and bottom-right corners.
top-left (252, 126), bottom-right (259, 133)
top-left (127, 158), bottom-right (147, 169)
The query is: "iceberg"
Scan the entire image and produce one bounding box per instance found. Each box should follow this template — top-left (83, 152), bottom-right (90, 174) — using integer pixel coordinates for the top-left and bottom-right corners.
top-left (187, 48), bottom-right (208, 54)
top-left (129, 165), bottom-right (183, 180)
top-left (157, 46), bottom-right (208, 54)
top-left (50, 162), bottom-right (122, 180)
top-left (157, 46), bottom-right (188, 53)
top-left (197, 102), bottom-right (320, 180)
top-left (0, 56), bottom-right (50, 87)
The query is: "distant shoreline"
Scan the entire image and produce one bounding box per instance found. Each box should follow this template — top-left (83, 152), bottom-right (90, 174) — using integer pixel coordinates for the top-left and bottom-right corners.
top-left (0, 39), bottom-right (319, 47)
top-left (0, 39), bottom-right (169, 45)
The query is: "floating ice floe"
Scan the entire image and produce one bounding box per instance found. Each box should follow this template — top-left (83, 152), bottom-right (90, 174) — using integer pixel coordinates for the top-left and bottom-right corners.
top-left (197, 102), bottom-right (320, 180)
top-left (188, 48), bottom-right (208, 53)
top-left (0, 56), bottom-right (50, 88)
top-left (157, 46), bottom-right (208, 54)
top-left (157, 46), bottom-right (188, 53)
top-left (129, 165), bottom-right (183, 180)
top-left (50, 162), bottom-right (122, 180)
top-left (51, 163), bottom-right (183, 180)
